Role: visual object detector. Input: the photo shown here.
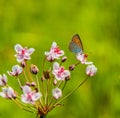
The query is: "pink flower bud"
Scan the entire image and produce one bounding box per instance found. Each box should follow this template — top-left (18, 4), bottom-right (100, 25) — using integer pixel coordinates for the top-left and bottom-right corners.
top-left (31, 82), bottom-right (36, 87)
top-left (53, 79), bottom-right (57, 85)
top-left (30, 64), bottom-right (39, 75)
top-left (41, 76), bottom-right (45, 81)
top-left (43, 70), bottom-right (50, 79)
top-left (61, 56), bottom-right (67, 62)
top-left (26, 82), bottom-right (31, 86)
top-left (21, 61), bottom-right (26, 68)
top-left (86, 64), bottom-right (97, 77)
top-left (69, 65), bottom-right (75, 71)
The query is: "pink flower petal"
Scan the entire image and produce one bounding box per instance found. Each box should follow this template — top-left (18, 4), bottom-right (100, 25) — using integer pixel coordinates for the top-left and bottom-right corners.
top-left (52, 87), bottom-right (62, 99)
top-left (8, 65), bottom-right (23, 76)
top-left (21, 94), bottom-right (29, 103)
top-left (86, 64), bottom-right (97, 77)
top-left (15, 44), bottom-right (23, 53)
top-left (53, 62), bottom-right (60, 70)
top-left (22, 85), bottom-right (31, 94)
top-left (0, 92), bottom-right (6, 98)
top-left (0, 74), bottom-right (7, 86)
top-left (0, 87), bottom-right (16, 99)
top-left (32, 92), bottom-right (41, 101)
top-left (26, 48), bottom-right (35, 55)
top-left (51, 42), bottom-right (57, 49)
top-left (7, 87), bottom-right (16, 98)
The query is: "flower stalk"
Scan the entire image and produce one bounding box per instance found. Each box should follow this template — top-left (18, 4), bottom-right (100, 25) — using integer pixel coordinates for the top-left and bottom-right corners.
top-left (40, 115), bottom-right (47, 118)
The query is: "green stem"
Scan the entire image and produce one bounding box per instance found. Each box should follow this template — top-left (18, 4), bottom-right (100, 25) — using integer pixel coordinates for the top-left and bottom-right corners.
top-left (75, 61), bottom-right (80, 66)
top-left (36, 75), bottom-right (40, 91)
top-left (62, 81), bottom-right (67, 91)
top-left (23, 69), bottom-right (29, 82)
top-left (25, 61), bottom-right (33, 82)
top-left (40, 115), bottom-right (46, 118)
top-left (42, 57), bottom-right (46, 71)
top-left (45, 79), bottom-right (49, 105)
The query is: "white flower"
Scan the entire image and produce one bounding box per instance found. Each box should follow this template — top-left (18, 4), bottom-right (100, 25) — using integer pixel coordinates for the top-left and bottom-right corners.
top-left (8, 65), bottom-right (23, 76)
top-left (0, 74), bottom-right (7, 86)
top-left (14, 44), bottom-right (35, 62)
top-left (0, 87), bottom-right (16, 99)
top-left (21, 85), bottom-right (42, 104)
top-left (45, 42), bottom-right (64, 61)
top-left (86, 64), bottom-right (97, 77)
top-left (52, 62), bottom-right (70, 81)
top-left (52, 87), bottom-right (62, 99)
top-left (76, 53), bottom-right (93, 64)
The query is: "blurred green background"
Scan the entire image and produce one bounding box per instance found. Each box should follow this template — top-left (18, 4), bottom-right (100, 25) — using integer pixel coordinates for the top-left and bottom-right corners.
top-left (0, 0), bottom-right (120, 118)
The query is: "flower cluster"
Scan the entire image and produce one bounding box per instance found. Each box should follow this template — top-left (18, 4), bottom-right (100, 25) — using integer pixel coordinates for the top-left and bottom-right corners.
top-left (0, 41), bottom-right (97, 118)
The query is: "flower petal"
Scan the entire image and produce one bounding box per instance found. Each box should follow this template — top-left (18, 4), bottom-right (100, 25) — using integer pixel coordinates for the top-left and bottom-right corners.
top-left (53, 62), bottom-right (60, 70)
top-left (21, 94), bottom-right (29, 103)
top-left (0, 92), bottom-right (6, 98)
top-left (26, 48), bottom-right (35, 55)
top-left (86, 64), bottom-right (97, 77)
top-left (52, 87), bottom-right (62, 99)
top-left (15, 44), bottom-right (23, 53)
top-left (32, 92), bottom-right (41, 101)
top-left (22, 85), bottom-right (31, 94)
top-left (51, 42), bottom-right (57, 49)
top-left (7, 87), bottom-right (16, 98)
top-left (85, 62), bottom-right (93, 65)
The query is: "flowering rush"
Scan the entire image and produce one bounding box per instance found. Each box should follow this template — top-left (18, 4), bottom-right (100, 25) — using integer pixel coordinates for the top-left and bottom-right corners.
top-left (0, 35), bottom-right (97, 118)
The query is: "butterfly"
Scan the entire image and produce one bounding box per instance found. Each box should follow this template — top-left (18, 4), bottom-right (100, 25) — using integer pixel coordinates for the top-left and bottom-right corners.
top-left (69, 34), bottom-right (84, 53)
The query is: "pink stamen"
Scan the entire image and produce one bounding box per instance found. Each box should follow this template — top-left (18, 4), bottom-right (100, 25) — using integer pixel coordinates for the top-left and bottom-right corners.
top-left (57, 67), bottom-right (64, 77)
top-left (21, 49), bottom-right (26, 55)
top-left (54, 47), bottom-right (62, 54)
top-left (58, 67), bottom-right (64, 73)
top-left (27, 93), bottom-right (32, 100)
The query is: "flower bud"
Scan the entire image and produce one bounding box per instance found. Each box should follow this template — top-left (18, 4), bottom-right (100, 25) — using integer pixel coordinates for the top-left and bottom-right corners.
top-left (35, 88), bottom-right (38, 92)
top-left (21, 61), bottom-right (26, 68)
top-left (30, 64), bottom-right (39, 75)
top-left (86, 64), bottom-right (97, 77)
top-left (26, 82), bottom-right (31, 86)
top-left (31, 82), bottom-right (36, 87)
top-left (61, 56), bottom-right (67, 62)
top-left (43, 70), bottom-right (50, 79)
top-left (41, 76), bottom-right (45, 81)
top-left (69, 65), bottom-right (75, 71)
top-left (53, 79), bottom-right (57, 85)
top-left (65, 76), bottom-right (70, 81)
